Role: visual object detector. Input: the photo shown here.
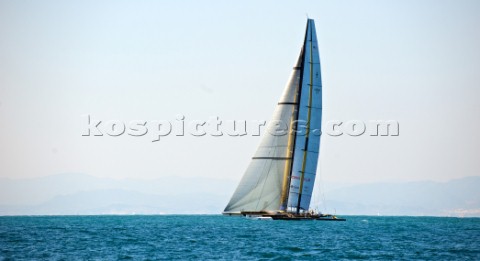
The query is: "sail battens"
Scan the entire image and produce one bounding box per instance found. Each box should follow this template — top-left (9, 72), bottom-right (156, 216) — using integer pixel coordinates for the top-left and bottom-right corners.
top-left (277, 102), bottom-right (298, 105)
top-left (252, 157), bottom-right (292, 160)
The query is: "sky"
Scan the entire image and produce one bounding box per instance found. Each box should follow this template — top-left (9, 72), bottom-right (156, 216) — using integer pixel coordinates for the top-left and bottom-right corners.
top-left (0, 0), bottom-right (479, 185)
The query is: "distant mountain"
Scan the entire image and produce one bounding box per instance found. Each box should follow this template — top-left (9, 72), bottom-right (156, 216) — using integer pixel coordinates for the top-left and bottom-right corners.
top-left (0, 189), bottom-right (226, 215)
top-left (0, 173), bottom-right (236, 204)
top-left (315, 176), bottom-right (480, 217)
top-left (0, 174), bottom-right (479, 216)
top-left (0, 173), bottom-right (236, 215)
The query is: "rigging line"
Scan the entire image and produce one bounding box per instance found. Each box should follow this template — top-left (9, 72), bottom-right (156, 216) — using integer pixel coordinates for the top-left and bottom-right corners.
top-left (284, 26), bottom-right (308, 212)
top-left (280, 54), bottom-right (302, 209)
top-left (279, 92), bottom-right (298, 210)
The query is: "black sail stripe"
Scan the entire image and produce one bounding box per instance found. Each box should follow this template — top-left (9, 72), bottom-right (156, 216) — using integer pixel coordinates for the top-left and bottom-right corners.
top-left (252, 157), bottom-right (292, 160)
top-left (277, 102), bottom-right (298, 105)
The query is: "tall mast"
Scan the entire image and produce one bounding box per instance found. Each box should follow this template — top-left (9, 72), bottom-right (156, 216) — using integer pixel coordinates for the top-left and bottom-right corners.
top-left (296, 23), bottom-right (315, 214)
top-left (286, 19), bottom-right (322, 214)
top-left (279, 48), bottom-right (304, 211)
top-left (279, 21), bottom-right (310, 211)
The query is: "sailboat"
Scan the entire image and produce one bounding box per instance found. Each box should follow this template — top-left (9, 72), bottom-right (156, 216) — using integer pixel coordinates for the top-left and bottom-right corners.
top-left (223, 19), bottom-right (345, 221)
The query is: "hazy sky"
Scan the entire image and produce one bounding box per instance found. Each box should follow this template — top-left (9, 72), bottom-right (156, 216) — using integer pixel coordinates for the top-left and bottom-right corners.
top-left (1, 0), bottom-right (479, 184)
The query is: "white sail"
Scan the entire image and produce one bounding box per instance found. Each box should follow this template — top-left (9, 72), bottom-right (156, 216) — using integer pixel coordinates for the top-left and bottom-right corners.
top-left (224, 19), bottom-right (322, 214)
top-left (223, 54), bottom-right (302, 214)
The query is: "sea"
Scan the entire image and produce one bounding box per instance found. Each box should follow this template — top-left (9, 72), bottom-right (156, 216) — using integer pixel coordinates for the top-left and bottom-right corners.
top-left (0, 215), bottom-right (479, 260)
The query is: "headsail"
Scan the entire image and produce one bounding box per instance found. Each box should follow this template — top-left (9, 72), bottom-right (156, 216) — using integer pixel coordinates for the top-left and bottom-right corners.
top-left (223, 19), bottom-right (322, 214)
top-left (223, 54), bottom-right (302, 214)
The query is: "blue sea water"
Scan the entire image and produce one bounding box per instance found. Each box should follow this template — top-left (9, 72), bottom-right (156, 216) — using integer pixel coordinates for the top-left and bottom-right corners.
top-left (0, 215), bottom-right (479, 260)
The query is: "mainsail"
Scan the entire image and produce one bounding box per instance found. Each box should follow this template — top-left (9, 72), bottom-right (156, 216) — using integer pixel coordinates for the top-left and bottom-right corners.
top-left (224, 19), bottom-right (322, 215)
